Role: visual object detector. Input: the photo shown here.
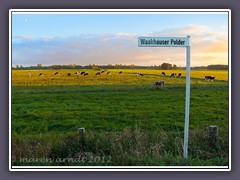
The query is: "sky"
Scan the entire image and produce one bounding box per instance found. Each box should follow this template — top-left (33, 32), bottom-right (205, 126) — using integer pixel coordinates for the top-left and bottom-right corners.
top-left (11, 11), bottom-right (229, 67)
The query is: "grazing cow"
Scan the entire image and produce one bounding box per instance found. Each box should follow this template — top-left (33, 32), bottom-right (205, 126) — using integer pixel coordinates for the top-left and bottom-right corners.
top-left (205, 76), bottom-right (215, 81)
top-left (101, 70), bottom-right (105, 73)
top-left (119, 71), bottom-right (123, 74)
top-left (54, 72), bottom-right (59, 75)
top-left (84, 73), bottom-right (89, 76)
top-left (95, 72), bottom-right (101, 75)
top-left (178, 73), bottom-right (182, 78)
top-left (68, 73), bottom-right (71, 76)
top-left (210, 76), bottom-right (215, 81)
top-left (74, 72), bottom-right (80, 75)
top-left (170, 73), bottom-right (176, 77)
top-left (107, 71), bottom-right (111, 75)
top-left (153, 80), bottom-right (165, 87)
top-left (136, 72), bottom-right (144, 76)
top-left (162, 72), bottom-right (166, 76)
top-left (81, 71), bottom-right (85, 75)
top-left (39, 73), bottom-right (43, 76)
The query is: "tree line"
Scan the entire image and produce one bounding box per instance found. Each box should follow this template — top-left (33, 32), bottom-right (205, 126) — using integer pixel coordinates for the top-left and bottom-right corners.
top-left (12, 63), bottom-right (228, 70)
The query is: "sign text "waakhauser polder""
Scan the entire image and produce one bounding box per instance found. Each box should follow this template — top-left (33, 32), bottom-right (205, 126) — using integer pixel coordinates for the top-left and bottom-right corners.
top-left (138, 37), bottom-right (189, 47)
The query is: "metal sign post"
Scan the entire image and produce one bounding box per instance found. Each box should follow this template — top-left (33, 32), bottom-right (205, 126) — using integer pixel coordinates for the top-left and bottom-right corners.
top-left (138, 36), bottom-right (191, 160)
top-left (184, 35), bottom-right (191, 160)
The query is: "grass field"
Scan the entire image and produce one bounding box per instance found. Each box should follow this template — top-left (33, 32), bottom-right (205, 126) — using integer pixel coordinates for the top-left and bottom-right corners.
top-left (11, 69), bottom-right (229, 166)
top-left (12, 69), bottom-right (228, 86)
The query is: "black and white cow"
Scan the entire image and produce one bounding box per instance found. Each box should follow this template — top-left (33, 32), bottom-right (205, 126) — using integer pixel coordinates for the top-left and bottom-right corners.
top-left (205, 76), bottom-right (215, 81)
top-left (153, 80), bottom-right (165, 87)
top-left (136, 72), bottom-right (144, 76)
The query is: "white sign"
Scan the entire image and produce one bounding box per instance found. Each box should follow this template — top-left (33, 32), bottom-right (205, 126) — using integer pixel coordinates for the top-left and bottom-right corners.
top-left (138, 37), bottom-right (189, 47)
top-left (138, 35), bottom-right (191, 160)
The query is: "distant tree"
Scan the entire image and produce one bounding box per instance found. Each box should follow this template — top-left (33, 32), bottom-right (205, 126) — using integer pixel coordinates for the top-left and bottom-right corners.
top-left (161, 63), bottom-right (172, 70)
top-left (207, 64), bottom-right (228, 70)
top-left (16, 65), bottom-right (19, 68)
top-left (173, 64), bottom-right (178, 70)
top-left (130, 64), bottom-right (135, 69)
top-left (52, 65), bottom-right (61, 69)
top-left (69, 64), bottom-right (76, 69)
top-left (37, 64), bottom-right (42, 67)
top-left (91, 64), bottom-right (99, 70)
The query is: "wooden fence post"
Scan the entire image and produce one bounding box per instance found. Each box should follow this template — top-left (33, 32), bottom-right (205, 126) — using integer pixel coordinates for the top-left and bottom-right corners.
top-left (79, 128), bottom-right (85, 151)
top-left (209, 125), bottom-right (218, 147)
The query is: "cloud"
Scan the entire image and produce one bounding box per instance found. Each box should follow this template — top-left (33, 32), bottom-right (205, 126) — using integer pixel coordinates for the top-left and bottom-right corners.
top-left (146, 25), bottom-right (228, 66)
top-left (12, 25), bottom-right (228, 67)
top-left (14, 35), bottom-right (34, 40)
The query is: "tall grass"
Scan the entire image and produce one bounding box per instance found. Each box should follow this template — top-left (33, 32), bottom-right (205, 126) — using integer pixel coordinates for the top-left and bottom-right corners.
top-left (12, 127), bottom-right (228, 166)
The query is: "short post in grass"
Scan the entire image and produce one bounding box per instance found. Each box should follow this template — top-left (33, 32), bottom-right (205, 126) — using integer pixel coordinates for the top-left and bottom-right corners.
top-left (79, 127), bottom-right (85, 151)
top-left (209, 125), bottom-right (218, 147)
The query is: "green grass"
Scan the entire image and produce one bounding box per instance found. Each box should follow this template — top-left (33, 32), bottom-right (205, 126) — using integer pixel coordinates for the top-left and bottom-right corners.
top-left (11, 69), bottom-right (229, 166)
